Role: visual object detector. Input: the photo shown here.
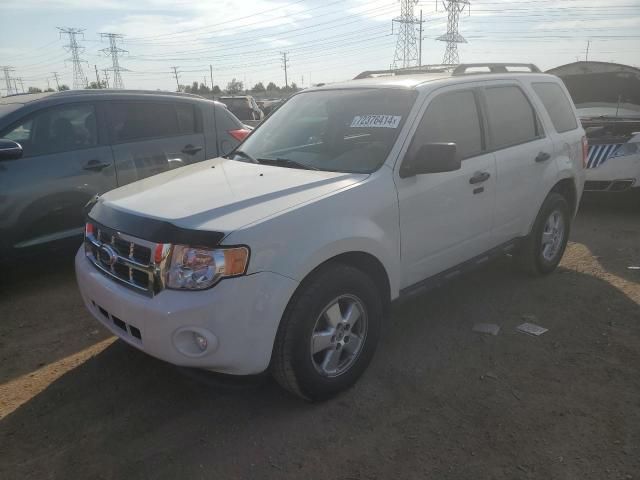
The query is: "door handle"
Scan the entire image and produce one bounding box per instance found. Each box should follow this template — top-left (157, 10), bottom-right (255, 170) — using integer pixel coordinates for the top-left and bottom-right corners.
top-left (83, 160), bottom-right (111, 172)
top-left (535, 151), bottom-right (551, 163)
top-left (469, 171), bottom-right (491, 184)
top-left (181, 145), bottom-right (203, 155)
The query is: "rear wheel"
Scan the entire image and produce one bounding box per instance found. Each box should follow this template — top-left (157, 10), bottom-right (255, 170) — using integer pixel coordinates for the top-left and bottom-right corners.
top-left (271, 263), bottom-right (383, 401)
top-left (518, 192), bottom-right (571, 275)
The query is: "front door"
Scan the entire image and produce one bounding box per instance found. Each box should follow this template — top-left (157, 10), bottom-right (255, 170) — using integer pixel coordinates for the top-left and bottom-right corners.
top-left (396, 88), bottom-right (497, 288)
top-left (0, 102), bottom-right (116, 251)
top-left (107, 100), bottom-right (206, 185)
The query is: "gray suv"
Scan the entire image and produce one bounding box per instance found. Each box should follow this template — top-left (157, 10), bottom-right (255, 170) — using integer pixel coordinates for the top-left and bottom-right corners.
top-left (0, 90), bottom-right (249, 259)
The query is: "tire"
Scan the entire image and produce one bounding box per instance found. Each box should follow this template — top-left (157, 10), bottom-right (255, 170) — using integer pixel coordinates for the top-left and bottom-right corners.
top-left (518, 192), bottom-right (571, 275)
top-left (271, 263), bottom-right (383, 401)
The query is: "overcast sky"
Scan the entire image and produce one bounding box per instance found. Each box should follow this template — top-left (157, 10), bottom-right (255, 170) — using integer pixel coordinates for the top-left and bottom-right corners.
top-left (1, 0), bottom-right (639, 93)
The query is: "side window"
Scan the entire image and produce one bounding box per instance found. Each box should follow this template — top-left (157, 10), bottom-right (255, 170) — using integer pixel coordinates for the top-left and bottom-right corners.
top-left (532, 82), bottom-right (578, 133)
top-left (109, 102), bottom-right (179, 143)
top-left (484, 86), bottom-right (541, 149)
top-left (1, 104), bottom-right (96, 157)
top-left (410, 90), bottom-right (484, 160)
top-left (176, 103), bottom-right (200, 134)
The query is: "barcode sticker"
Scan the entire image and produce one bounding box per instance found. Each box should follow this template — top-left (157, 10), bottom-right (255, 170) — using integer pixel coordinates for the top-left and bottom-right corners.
top-left (350, 115), bottom-right (401, 129)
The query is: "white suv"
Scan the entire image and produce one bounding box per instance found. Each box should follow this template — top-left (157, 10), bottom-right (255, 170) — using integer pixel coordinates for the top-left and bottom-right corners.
top-left (75, 64), bottom-right (585, 400)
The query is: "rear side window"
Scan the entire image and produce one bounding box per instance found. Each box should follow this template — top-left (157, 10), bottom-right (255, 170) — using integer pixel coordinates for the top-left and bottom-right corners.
top-left (532, 82), bottom-right (578, 133)
top-left (109, 102), bottom-right (179, 143)
top-left (411, 90), bottom-right (484, 160)
top-left (176, 103), bottom-right (198, 134)
top-left (484, 86), bottom-right (541, 149)
top-left (215, 105), bottom-right (243, 132)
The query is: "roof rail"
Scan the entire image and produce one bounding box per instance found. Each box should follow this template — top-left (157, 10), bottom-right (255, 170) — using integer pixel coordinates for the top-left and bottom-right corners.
top-left (354, 64), bottom-right (455, 80)
top-left (51, 89), bottom-right (205, 99)
top-left (452, 63), bottom-right (541, 75)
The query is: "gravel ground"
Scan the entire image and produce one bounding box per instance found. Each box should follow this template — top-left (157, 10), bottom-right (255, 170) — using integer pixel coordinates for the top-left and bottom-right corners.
top-left (1, 194), bottom-right (639, 480)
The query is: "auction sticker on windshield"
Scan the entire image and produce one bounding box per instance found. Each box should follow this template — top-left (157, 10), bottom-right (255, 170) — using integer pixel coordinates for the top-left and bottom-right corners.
top-left (350, 115), bottom-right (401, 129)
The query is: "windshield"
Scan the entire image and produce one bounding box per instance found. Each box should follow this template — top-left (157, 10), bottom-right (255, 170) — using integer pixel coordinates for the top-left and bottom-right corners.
top-left (230, 88), bottom-right (417, 173)
top-left (221, 98), bottom-right (249, 107)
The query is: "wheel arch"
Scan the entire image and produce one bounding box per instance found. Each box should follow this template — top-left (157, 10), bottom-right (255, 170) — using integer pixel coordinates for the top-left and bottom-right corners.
top-left (550, 177), bottom-right (578, 216)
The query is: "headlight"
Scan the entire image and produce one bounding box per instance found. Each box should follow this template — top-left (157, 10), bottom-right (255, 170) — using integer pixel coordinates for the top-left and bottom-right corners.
top-left (613, 142), bottom-right (639, 158)
top-left (166, 245), bottom-right (249, 290)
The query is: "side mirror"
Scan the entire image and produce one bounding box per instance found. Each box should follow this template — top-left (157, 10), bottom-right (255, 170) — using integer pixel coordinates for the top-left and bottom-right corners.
top-left (400, 142), bottom-right (461, 178)
top-left (0, 139), bottom-right (23, 161)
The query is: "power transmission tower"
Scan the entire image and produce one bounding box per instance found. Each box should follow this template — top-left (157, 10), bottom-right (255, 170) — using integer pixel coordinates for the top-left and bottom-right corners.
top-left (58, 27), bottom-right (88, 89)
top-left (437, 0), bottom-right (470, 65)
top-left (102, 69), bottom-right (110, 88)
top-left (51, 71), bottom-right (61, 90)
top-left (94, 65), bottom-right (101, 87)
top-left (100, 33), bottom-right (127, 89)
top-left (281, 52), bottom-right (289, 88)
top-left (392, 0), bottom-right (420, 70)
top-left (16, 78), bottom-right (25, 93)
top-left (1, 66), bottom-right (15, 96)
top-left (172, 66), bottom-right (180, 92)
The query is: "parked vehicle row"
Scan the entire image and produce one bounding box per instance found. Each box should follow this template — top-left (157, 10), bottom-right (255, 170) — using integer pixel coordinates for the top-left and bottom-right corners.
top-left (0, 90), bottom-right (249, 259)
top-left (74, 64), bottom-right (585, 400)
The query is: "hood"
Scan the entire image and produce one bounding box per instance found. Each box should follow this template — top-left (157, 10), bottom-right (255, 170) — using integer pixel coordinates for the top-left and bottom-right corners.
top-left (97, 158), bottom-right (366, 235)
top-left (547, 61), bottom-right (640, 118)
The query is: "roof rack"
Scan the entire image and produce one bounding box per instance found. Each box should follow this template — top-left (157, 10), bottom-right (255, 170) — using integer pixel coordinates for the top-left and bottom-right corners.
top-left (452, 63), bottom-right (541, 75)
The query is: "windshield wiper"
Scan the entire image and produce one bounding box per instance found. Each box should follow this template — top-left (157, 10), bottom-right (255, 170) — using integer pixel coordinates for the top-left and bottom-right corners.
top-left (228, 149), bottom-right (258, 163)
top-left (256, 158), bottom-right (319, 171)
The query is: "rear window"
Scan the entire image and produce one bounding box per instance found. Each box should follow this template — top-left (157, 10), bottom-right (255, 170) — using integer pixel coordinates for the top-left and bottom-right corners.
top-left (484, 85), bottom-right (542, 149)
top-left (532, 82), bottom-right (578, 133)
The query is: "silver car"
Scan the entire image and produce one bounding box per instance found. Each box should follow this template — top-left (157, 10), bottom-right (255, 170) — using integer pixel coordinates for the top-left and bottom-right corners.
top-left (0, 89), bottom-right (250, 259)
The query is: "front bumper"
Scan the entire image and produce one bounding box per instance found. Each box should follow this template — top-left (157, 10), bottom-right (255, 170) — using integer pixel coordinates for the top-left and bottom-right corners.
top-left (75, 248), bottom-right (299, 375)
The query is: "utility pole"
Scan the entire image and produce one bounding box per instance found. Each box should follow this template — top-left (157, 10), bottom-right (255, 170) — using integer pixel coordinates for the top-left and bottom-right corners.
top-left (94, 64), bottom-right (101, 88)
top-left (46, 77), bottom-right (51, 91)
top-left (51, 71), bottom-right (61, 90)
top-left (102, 69), bottom-right (110, 88)
top-left (437, 0), bottom-right (470, 65)
top-left (1, 66), bottom-right (15, 95)
top-left (172, 66), bottom-right (180, 92)
top-left (100, 33), bottom-right (127, 89)
top-left (58, 27), bottom-right (88, 89)
top-left (209, 64), bottom-right (214, 90)
top-left (392, 0), bottom-right (420, 69)
top-left (418, 9), bottom-right (424, 67)
top-left (281, 52), bottom-right (289, 88)
top-left (585, 40), bottom-right (591, 62)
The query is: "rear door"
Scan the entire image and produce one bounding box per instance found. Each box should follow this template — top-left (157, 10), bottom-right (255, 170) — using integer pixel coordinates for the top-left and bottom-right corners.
top-left (0, 102), bottom-right (116, 250)
top-left (107, 100), bottom-right (206, 185)
top-left (481, 83), bottom-right (555, 243)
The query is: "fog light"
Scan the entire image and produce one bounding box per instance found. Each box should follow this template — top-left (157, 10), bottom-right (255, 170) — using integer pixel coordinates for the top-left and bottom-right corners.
top-left (194, 333), bottom-right (208, 351)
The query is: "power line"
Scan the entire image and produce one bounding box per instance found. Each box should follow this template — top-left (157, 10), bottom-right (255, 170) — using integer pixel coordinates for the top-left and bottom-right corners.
top-left (100, 33), bottom-right (127, 89)
top-left (437, 0), bottom-right (471, 65)
top-left (58, 27), bottom-right (88, 89)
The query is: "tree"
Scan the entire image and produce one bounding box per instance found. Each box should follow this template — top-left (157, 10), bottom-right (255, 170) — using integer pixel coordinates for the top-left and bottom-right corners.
top-left (86, 81), bottom-right (107, 89)
top-left (58, 84), bottom-right (70, 91)
top-left (226, 78), bottom-right (243, 94)
top-left (212, 85), bottom-right (221, 94)
top-left (44, 88), bottom-right (55, 92)
top-left (266, 81), bottom-right (279, 92)
top-left (251, 82), bottom-right (266, 94)
top-left (28, 87), bottom-right (42, 93)
top-left (199, 83), bottom-right (210, 94)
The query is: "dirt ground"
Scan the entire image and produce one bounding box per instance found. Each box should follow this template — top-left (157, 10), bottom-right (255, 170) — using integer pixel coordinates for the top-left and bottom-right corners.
top-left (1, 194), bottom-right (639, 480)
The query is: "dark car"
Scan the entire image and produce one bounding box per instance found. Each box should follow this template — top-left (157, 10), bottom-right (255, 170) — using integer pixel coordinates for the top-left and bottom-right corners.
top-left (218, 96), bottom-right (264, 121)
top-left (0, 89), bottom-right (250, 259)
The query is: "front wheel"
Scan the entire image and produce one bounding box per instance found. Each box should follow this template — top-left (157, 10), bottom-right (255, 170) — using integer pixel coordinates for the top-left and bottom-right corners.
top-left (518, 192), bottom-right (571, 275)
top-left (271, 263), bottom-right (383, 401)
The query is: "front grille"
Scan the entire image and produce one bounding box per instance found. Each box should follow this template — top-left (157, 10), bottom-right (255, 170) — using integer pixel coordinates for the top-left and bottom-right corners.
top-left (584, 180), bottom-right (612, 191)
top-left (85, 222), bottom-right (164, 296)
top-left (92, 300), bottom-right (143, 341)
